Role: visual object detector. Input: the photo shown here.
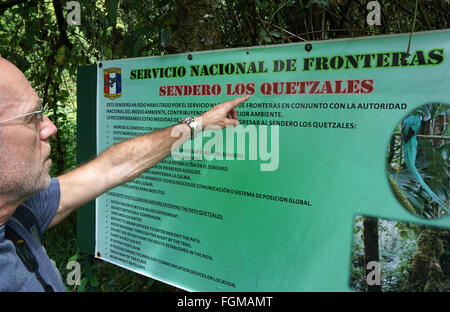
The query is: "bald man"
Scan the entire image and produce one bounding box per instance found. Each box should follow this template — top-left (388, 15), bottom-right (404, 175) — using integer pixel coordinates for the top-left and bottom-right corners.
top-left (0, 58), bottom-right (249, 291)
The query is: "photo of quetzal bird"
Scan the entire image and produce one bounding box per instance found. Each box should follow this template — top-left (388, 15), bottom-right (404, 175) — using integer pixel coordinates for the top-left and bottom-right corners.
top-left (401, 109), bottom-right (448, 213)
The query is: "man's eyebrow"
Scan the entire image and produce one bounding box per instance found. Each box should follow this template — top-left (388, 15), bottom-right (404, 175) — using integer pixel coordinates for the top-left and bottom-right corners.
top-left (21, 99), bottom-right (42, 121)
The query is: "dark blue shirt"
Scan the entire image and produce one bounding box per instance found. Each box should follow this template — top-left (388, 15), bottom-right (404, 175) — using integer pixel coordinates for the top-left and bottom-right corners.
top-left (0, 178), bottom-right (66, 292)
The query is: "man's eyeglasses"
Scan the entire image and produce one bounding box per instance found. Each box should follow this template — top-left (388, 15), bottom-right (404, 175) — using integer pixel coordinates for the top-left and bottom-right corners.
top-left (0, 101), bottom-right (44, 126)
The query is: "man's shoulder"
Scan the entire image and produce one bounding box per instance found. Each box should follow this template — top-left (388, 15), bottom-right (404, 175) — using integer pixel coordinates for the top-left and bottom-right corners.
top-left (0, 236), bottom-right (45, 291)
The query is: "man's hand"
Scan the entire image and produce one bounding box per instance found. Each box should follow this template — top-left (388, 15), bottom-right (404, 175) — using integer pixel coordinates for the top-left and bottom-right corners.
top-left (196, 95), bottom-right (250, 130)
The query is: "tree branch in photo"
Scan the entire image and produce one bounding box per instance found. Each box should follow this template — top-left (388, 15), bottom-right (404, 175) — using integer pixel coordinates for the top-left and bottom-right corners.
top-left (51, 0), bottom-right (73, 49)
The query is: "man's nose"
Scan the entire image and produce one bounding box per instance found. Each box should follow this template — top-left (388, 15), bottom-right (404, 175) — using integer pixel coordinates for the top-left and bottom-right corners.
top-left (39, 114), bottom-right (57, 140)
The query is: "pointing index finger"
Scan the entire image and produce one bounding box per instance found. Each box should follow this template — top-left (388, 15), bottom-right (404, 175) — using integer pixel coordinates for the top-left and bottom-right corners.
top-left (226, 95), bottom-right (250, 109)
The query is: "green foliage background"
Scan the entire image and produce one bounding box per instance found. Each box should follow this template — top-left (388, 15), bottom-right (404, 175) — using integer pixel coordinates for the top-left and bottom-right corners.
top-left (0, 0), bottom-right (449, 292)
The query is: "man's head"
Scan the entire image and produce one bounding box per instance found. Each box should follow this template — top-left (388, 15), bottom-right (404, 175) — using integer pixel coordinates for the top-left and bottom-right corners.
top-left (0, 58), bottom-right (57, 205)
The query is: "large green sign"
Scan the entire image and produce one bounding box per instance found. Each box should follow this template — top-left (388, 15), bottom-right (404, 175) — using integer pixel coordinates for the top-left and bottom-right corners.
top-left (94, 30), bottom-right (450, 291)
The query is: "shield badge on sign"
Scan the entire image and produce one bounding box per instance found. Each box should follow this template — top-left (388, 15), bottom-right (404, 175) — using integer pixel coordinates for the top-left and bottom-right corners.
top-left (104, 67), bottom-right (122, 100)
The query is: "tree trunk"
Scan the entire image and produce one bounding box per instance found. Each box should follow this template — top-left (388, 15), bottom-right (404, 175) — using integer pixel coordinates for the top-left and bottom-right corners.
top-left (407, 228), bottom-right (444, 291)
top-left (363, 217), bottom-right (381, 292)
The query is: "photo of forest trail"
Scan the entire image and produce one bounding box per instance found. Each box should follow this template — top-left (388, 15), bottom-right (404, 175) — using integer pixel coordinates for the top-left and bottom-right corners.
top-left (386, 103), bottom-right (449, 219)
top-left (350, 215), bottom-right (450, 292)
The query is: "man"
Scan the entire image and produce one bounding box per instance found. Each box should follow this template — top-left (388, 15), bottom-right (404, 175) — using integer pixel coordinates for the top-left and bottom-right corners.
top-left (0, 57), bottom-right (249, 291)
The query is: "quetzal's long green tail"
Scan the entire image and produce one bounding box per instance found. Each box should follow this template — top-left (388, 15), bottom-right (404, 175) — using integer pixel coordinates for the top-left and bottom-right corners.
top-left (403, 132), bottom-right (448, 212)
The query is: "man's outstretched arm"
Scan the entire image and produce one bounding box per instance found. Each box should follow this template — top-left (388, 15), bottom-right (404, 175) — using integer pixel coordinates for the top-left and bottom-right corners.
top-left (50, 95), bottom-right (249, 227)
